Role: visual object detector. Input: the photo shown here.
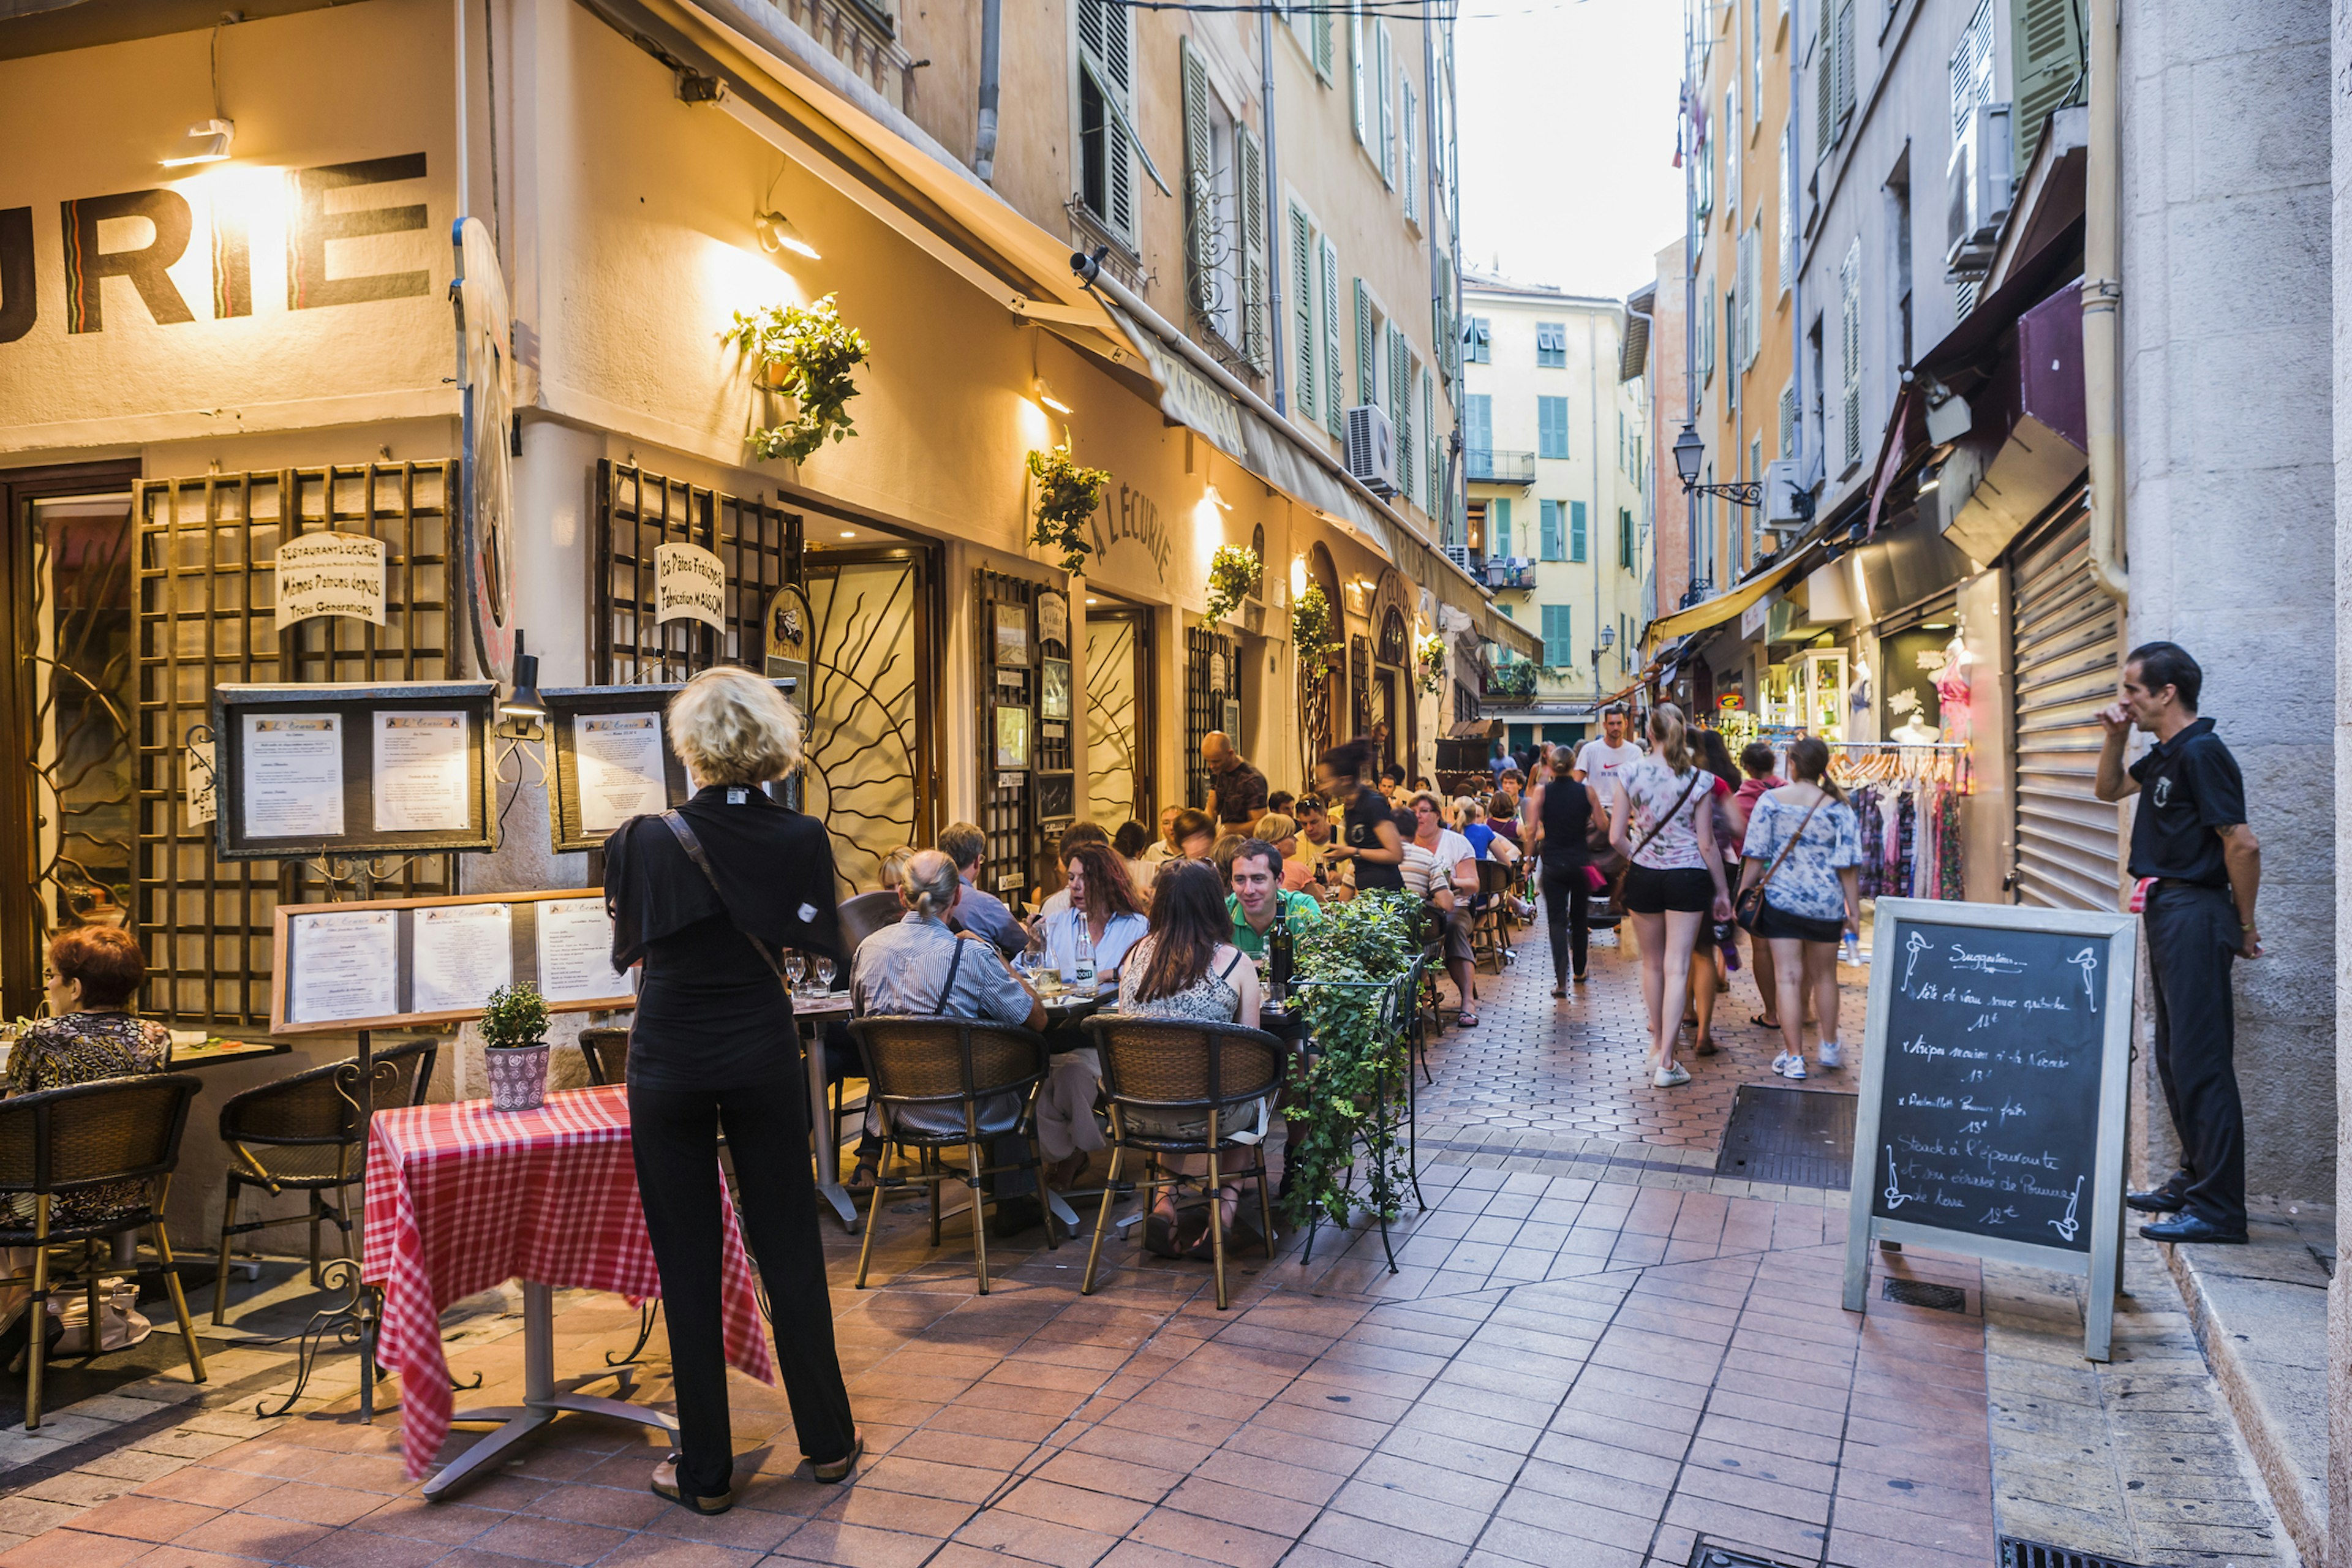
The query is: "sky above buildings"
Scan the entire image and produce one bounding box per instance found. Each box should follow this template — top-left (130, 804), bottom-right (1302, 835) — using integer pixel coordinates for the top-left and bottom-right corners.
top-left (1456, 0), bottom-right (1685, 298)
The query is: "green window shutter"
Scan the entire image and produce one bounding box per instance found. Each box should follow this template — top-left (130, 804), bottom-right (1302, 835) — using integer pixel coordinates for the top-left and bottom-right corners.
top-left (1314, 7), bottom-right (1333, 79)
top-left (1376, 26), bottom-right (1394, 185)
top-left (1350, 2), bottom-right (1367, 144)
top-left (1619, 508), bottom-right (1634, 569)
top-left (1463, 394), bottom-right (1490, 455)
top-left (1569, 500), bottom-right (1587, 562)
top-left (1835, 0), bottom-right (1856, 132)
top-left (1492, 497), bottom-right (1511, 558)
top-left (2012, 0), bottom-right (2085, 168)
top-left (1387, 325), bottom-right (1406, 459)
top-left (1541, 605), bottom-right (1572, 668)
top-left (1402, 80), bottom-right (1419, 222)
top-left (1237, 124), bottom-right (1268, 371)
top-left (1354, 278), bottom-right (1374, 407)
top-left (1321, 241), bottom-right (1344, 435)
top-left (1290, 207), bottom-right (1316, 420)
top-left (1421, 369), bottom-right (1436, 515)
top-left (1181, 38), bottom-right (1213, 318)
top-left (1537, 396), bottom-right (1569, 460)
top-left (1539, 500), bottom-right (1562, 561)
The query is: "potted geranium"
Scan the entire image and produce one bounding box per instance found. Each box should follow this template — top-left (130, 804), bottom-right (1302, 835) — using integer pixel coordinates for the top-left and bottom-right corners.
top-left (480, 982), bottom-right (552, 1113)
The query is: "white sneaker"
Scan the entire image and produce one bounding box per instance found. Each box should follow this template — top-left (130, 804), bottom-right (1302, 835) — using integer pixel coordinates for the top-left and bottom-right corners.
top-left (1653, 1062), bottom-right (1692, 1088)
top-left (1771, 1051), bottom-right (1792, 1077)
top-left (1818, 1041), bottom-right (1842, 1069)
top-left (1782, 1054), bottom-right (1807, 1080)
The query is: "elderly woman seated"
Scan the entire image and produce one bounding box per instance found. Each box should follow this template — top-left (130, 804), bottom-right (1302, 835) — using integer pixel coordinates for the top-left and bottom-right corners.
top-left (1027, 843), bottom-right (1149, 1188)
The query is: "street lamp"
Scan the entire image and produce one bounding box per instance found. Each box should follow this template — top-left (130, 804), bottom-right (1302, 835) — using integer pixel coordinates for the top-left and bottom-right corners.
top-left (1670, 422), bottom-right (1811, 518)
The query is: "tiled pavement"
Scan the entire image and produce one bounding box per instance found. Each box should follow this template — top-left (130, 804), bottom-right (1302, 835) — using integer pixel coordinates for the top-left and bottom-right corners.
top-left (0, 928), bottom-right (2296, 1568)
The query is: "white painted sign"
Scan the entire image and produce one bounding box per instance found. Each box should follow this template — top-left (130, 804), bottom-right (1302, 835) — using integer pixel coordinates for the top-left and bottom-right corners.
top-left (274, 533), bottom-right (386, 632)
top-left (186, 739), bottom-right (216, 828)
top-left (654, 542), bottom-right (727, 630)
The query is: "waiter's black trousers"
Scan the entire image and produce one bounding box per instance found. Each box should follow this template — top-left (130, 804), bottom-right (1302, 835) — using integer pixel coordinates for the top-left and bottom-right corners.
top-left (2143, 882), bottom-right (2246, 1232)
top-left (630, 1074), bottom-right (857, 1498)
top-left (1541, 862), bottom-right (1591, 982)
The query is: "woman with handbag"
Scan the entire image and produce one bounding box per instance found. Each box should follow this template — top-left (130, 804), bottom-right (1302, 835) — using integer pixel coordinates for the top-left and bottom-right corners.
top-left (1734, 736), bottom-right (1863, 1081)
top-left (1528, 760), bottom-right (1604, 998)
top-left (1608, 704), bottom-right (1734, 1087)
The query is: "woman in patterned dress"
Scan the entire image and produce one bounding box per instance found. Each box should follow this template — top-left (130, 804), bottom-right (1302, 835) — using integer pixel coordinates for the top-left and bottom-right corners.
top-left (11, 927), bottom-right (173, 1225)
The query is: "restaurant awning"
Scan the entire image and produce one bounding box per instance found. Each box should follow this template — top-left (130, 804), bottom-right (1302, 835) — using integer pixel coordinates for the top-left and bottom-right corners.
top-left (1643, 554), bottom-right (1807, 642)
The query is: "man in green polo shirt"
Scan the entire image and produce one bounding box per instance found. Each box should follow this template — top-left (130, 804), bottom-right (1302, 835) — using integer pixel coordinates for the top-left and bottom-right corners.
top-left (1227, 838), bottom-right (1324, 956)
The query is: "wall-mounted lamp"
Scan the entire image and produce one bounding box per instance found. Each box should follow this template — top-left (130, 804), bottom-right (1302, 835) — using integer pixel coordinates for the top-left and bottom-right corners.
top-left (1917, 460), bottom-right (1945, 496)
top-left (1289, 556), bottom-right (1308, 597)
top-left (1033, 377), bottom-right (1073, 414)
top-left (498, 630), bottom-right (548, 739)
top-left (162, 117), bottom-right (235, 167)
top-left (755, 210), bottom-right (820, 260)
top-left (1204, 484), bottom-right (1233, 512)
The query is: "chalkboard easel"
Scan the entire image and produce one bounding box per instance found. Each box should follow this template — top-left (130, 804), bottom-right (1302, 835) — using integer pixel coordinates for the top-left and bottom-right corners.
top-left (1842, 898), bottom-right (2138, 1361)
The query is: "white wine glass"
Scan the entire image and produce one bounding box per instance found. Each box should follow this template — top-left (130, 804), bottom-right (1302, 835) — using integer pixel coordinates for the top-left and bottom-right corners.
top-left (813, 956), bottom-right (837, 996)
top-left (783, 950), bottom-right (808, 994)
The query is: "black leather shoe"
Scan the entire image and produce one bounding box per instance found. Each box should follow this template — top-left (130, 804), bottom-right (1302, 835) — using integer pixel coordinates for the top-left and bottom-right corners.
top-left (2139, 1214), bottom-right (2247, 1245)
top-left (2125, 1188), bottom-right (2186, 1214)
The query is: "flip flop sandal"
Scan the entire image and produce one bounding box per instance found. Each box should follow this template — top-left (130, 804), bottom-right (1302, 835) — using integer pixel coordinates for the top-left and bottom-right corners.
top-left (812, 1431), bottom-right (865, 1484)
top-left (1457, 1011), bottom-right (1479, 1027)
top-left (1752, 1015), bottom-right (1780, 1030)
top-left (650, 1455), bottom-right (736, 1514)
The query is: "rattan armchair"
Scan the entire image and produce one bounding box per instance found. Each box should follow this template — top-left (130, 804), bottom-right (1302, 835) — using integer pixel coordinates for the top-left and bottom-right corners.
top-left (211, 1039), bottom-right (437, 1325)
top-left (0, 1072), bottom-right (207, 1428)
top-left (1077, 1016), bottom-right (1282, 1310)
top-left (577, 1028), bottom-right (630, 1088)
top-left (846, 1017), bottom-right (1051, 1294)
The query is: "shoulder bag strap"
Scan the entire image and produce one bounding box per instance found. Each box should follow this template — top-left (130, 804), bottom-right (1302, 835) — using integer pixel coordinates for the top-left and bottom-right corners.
top-left (928, 935), bottom-right (971, 1016)
top-left (1629, 770), bottom-right (1704, 864)
top-left (1754, 796), bottom-right (1826, 897)
top-left (660, 811), bottom-right (788, 984)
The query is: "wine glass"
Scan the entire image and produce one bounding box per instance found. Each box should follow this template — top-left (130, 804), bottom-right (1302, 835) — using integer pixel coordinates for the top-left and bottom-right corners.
top-left (783, 950), bottom-right (808, 994)
top-left (813, 956), bottom-right (837, 996)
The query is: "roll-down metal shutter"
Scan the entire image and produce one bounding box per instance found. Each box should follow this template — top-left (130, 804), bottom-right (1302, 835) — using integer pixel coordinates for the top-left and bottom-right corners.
top-left (2010, 508), bottom-right (2124, 909)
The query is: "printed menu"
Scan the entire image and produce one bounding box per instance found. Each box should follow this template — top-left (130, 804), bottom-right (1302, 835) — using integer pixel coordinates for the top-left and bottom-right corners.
top-left (373, 710), bottom-right (472, 833)
top-left (286, 908), bottom-right (398, 1023)
top-left (410, 902), bottom-right (515, 1014)
top-left (243, 714), bottom-right (344, 839)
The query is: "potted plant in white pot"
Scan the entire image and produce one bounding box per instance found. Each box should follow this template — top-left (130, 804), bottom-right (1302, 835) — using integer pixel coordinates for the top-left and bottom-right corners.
top-left (480, 982), bottom-right (553, 1113)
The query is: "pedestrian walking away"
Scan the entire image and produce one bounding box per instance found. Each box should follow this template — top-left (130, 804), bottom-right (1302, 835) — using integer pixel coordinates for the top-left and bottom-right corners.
top-left (1608, 703), bottom-right (1732, 1089)
top-left (2095, 641), bottom-right (2261, 1245)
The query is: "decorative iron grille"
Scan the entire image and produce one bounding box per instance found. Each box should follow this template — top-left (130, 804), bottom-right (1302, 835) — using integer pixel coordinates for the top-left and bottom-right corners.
top-left (801, 552), bottom-right (932, 897)
top-left (1349, 635), bottom-right (1371, 741)
top-left (134, 465), bottom-right (457, 1026)
top-left (1085, 608), bottom-right (1154, 826)
top-left (1183, 622), bottom-right (1235, 815)
top-left (594, 461), bottom-right (799, 684)
top-left (974, 568), bottom-right (1038, 900)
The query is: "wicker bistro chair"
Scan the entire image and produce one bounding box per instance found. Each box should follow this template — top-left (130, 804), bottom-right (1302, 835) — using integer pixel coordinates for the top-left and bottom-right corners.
top-left (211, 1039), bottom-right (438, 1326)
top-left (577, 1028), bottom-right (631, 1088)
top-left (1077, 1016), bottom-right (1283, 1311)
top-left (0, 1073), bottom-right (208, 1428)
top-left (846, 1017), bottom-right (1054, 1294)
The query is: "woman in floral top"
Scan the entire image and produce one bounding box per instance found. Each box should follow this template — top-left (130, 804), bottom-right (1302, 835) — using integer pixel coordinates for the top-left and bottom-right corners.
top-left (1735, 736), bottom-right (1863, 1082)
top-left (10, 927), bottom-right (172, 1226)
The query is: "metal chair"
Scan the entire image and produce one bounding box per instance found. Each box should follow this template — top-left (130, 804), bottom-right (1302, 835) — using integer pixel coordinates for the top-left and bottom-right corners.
top-left (1471, 859), bottom-right (1518, 973)
top-left (824, 891), bottom-right (911, 1154)
top-left (0, 1073), bottom-right (208, 1428)
top-left (211, 1039), bottom-right (437, 1325)
top-left (1078, 1016), bottom-right (1282, 1311)
top-left (848, 1017), bottom-right (1052, 1294)
top-left (578, 1028), bottom-right (630, 1087)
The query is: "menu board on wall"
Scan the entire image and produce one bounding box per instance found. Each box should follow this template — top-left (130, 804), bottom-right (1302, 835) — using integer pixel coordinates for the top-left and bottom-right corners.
top-left (541, 682), bottom-right (796, 855)
top-left (1842, 899), bottom-right (2136, 1360)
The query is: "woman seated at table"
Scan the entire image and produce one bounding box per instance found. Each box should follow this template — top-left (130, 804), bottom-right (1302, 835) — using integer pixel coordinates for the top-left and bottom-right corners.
top-left (1114, 861), bottom-right (1267, 1260)
top-left (1112, 820), bottom-right (1158, 895)
top-left (604, 666), bottom-right (859, 1509)
top-left (1029, 843), bottom-right (1148, 1189)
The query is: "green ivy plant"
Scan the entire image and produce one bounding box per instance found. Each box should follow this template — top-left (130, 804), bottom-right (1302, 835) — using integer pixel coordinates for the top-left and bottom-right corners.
top-left (1490, 659), bottom-right (1537, 698)
top-left (1202, 545), bottom-right (1263, 625)
top-left (1026, 445), bottom-right (1112, 575)
top-left (479, 982), bottom-right (551, 1050)
top-left (1415, 631), bottom-right (1446, 696)
top-left (1291, 582), bottom-right (1339, 676)
top-left (728, 294), bottom-right (871, 463)
top-left (1280, 890), bottom-right (1420, 1236)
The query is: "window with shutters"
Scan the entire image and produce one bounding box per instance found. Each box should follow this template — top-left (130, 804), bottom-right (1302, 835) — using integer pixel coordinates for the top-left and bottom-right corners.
top-left (1321, 239), bottom-right (1344, 433)
top-left (1835, 0), bottom-right (1856, 134)
top-left (1539, 500), bottom-right (1564, 562)
top-left (1421, 369), bottom-right (1438, 516)
top-left (1777, 123), bottom-right (1795, 296)
top-left (1464, 393), bottom-right (1491, 457)
top-left (1724, 288), bottom-right (1739, 399)
top-left (1738, 224), bottom-right (1759, 369)
top-left (1491, 497), bottom-right (1512, 558)
top-left (1779, 379), bottom-right (1797, 457)
top-left (1180, 40), bottom-right (1265, 371)
top-left (1537, 396), bottom-right (1569, 460)
top-left (1433, 256), bottom-right (1457, 383)
top-left (1390, 329), bottom-right (1415, 500)
top-left (1402, 81), bottom-right (1419, 224)
top-left (1724, 85), bottom-right (1740, 220)
top-left (1569, 500), bottom-right (1588, 563)
top-left (1465, 316), bottom-right (1491, 363)
top-left (1699, 277), bottom-right (1716, 382)
top-left (1355, 280), bottom-right (1384, 410)
top-left (1075, 0), bottom-right (1137, 244)
top-left (1540, 605), bottom-right (1573, 668)
top-left (1313, 7), bottom-right (1334, 81)
top-left (1289, 203), bottom-right (1318, 424)
top-left (1752, 0), bottom-right (1765, 119)
top-left (1951, 0), bottom-right (1994, 145)
top-left (1535, 321), bottom-right (1567, 369)
top-left (1839, 236), bottom-right (1862, 467)
top-left (1619, 508), bottom-right (1635, 570)
top-left (1349, 2), bottom-right (1368, 145)
top-left (2013, 0), bottom-right (2085, 168)
top-left (1376, 24), bottom-right (1395, 186)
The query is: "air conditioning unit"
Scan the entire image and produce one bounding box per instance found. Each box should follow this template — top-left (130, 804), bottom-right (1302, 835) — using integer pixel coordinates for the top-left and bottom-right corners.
top-left (1444, 545), bottom-right (1472, 572)
top-left (1344, 404), bottom-right (1398, 497)
top-left (1762, 459), bottom-right (1812, 529)
top-left (1946, 102), bottom-right (2014, 279)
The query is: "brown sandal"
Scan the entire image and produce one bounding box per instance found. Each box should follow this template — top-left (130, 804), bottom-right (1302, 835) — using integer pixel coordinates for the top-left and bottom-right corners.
top-left (650, 1454), bottom-right (735, 1513)
top-left (812, 1431), bottom-right (865, 1484)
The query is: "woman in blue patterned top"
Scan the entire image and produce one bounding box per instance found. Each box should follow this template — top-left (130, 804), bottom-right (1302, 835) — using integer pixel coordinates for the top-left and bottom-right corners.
top-left (1735, 736), bottom-right (1863, 1082)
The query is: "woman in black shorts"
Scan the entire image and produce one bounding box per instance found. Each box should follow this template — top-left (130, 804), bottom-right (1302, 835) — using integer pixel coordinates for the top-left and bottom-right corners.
top-left (1607, 704), bottom-right (1733, 1087)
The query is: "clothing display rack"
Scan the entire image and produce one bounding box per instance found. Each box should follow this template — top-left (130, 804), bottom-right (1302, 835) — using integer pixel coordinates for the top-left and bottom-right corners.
top-left (1832, 742), bottom-right (1969, 901)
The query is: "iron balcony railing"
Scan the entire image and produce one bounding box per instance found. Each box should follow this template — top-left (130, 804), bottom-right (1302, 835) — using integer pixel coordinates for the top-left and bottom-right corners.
top-left (1465, 448), bottom-right (1536, 486)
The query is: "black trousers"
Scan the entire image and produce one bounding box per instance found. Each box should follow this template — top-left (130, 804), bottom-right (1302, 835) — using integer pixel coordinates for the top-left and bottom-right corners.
top-left (629, 1074), bottom-right (858, 1498)
top-left (1541, 862), bottom-right (1591, 982)
top-left (2143, 882), bottom-right (2246, 1231)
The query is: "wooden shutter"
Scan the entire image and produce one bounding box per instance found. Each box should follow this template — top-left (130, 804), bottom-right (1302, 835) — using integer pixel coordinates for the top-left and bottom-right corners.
top-left (1491, 498), bottom-right (1511, 557)
top-left (1420, 368), bottom-right (1437, 514)
top-left (1814, 0), bottom-right (1834, 155)
top-left (1322, 240), bottom-right (1345, 434)
top-left (1839, 238), bottom-right (1862, 466)
top-left (1541, 605), bottom-right (1571, 668)
top-left (1376, 24), bottom-right (1394, 184)
top-left (1314, 7), bottom-right (1333, 78)
top-left (1464, 393), bottom-right (1490, 453)
top-left (2012, 0), bottom-right (2085, 168)
top-left (1619, 508), bottom-right (1634, 568)
top-left (1779, 382), bottom-right (1798, 457)
top-left (1570, 500), bottom-right (1587, 562)
top-left (1238, 123), bottom-right (1268, 371)
top-left (1291, 206), bottom-right (1316, 420)
top-left (1402, 81), bottom-right (1419, 222)
top-left (1538, 500), bottom-right (1559, 560)
top-left (1387, 326), bottom-right (1408, 488)
top-left (1538, 396), bottom-right (1568, 460)
top-left (1834, 0), bottom-right (1856, 133)
top-left (1181, 37), bottom-right (1213, 319)
top-left (1350, 2), bottom-right (1367, 143)
top-left (1077, 0), bottom-right (1136, 241)
top-left (1777, 123), bottom-right (1796, 292)
top-left (1354, 277), bottom-right (1374, 407)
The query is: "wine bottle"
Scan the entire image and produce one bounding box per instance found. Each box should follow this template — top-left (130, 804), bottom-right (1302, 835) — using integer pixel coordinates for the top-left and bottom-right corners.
top-left (1267, 894), bottom-right (1294, 1000)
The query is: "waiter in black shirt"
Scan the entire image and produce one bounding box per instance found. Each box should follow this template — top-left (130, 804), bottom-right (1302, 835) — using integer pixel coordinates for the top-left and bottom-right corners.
top-left (2094, 641), bottom-right (2261, 1245)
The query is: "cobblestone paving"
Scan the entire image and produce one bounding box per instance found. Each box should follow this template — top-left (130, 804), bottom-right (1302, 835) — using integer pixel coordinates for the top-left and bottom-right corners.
top-left (0, 929), bottom-right (2295, 1568)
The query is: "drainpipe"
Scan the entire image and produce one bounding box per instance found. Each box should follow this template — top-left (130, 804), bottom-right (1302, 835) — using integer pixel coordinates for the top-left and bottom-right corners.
top-left (1261, 9), bottom-right (1286, 415)
top-left (2081, 0), bottom-right (2125, 604)
top-left (973, 0), bottom-right (1001, 184)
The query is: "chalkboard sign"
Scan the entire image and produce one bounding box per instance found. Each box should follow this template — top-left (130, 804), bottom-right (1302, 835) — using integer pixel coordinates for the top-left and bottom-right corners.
top-left (1843, 898), bottom-right (2136, 1360)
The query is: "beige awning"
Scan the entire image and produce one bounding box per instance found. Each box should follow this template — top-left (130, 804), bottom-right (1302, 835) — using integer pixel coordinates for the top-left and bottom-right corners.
top-left (1645, 556), bottom-right (1807, 643)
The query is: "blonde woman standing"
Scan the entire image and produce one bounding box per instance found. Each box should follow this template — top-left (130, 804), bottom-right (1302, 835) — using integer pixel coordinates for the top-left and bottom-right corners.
top-left (1608, 704), bottom-right (1733, 1087)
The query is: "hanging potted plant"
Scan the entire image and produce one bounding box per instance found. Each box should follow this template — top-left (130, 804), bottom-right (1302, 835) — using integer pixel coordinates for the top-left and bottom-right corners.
top-left (480, 981), bottom-right (553, 1113)
top-left (1026, 445), bottom-right (1112, 575)
top-left (1202, 545), bottom-right (1263, 625)
top-left (727, 293), bottom-right (871, 463)
top-left (1414, 631), bottom-right (1446, 696)
top-left (1291, 582), bottom-right (1339, 676)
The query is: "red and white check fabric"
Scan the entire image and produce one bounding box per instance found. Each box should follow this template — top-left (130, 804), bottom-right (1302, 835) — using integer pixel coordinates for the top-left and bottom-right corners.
top-left (362, 1085), bottom-right (776, 1479)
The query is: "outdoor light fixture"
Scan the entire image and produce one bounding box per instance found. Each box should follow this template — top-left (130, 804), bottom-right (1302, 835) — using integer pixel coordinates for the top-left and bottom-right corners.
top-left (755, 210), bottom-right (820, 259)
top-left (1033, 377), bottom-right (1073, 414)
top-left (499, 630), bottom-right (547, 737)
top-left (1668, 421), bottom-right (1786, 511)
top-left (162, 117), bottom-right (235, 166)
top-left (1918, 461), bottom-right (1944, 495)
top-left (1204, 484), bottom-right (1233, 512)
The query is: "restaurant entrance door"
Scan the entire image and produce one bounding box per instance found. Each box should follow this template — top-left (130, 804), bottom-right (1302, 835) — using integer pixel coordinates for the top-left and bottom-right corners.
top-left (0, 463), bottom-right (141, 1020)
top-left (801, 548), bottom-right (940, 897)
top-left (1084, 601), bottom-right (1156, 826)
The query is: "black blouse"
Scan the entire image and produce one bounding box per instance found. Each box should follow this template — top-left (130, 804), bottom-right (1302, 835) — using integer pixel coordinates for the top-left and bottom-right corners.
top-left (603, 786), bottom-right (842, 1090)
top-left (1343, 790), bottom-right (1405, 892)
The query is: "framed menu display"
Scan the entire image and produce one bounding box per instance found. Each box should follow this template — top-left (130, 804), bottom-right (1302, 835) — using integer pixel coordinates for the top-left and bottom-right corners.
top-left (271, 888), bottom-right (636, 1035)
top-left (542, 680), bottom-right (799, 854)
top-left (211, 683), bottom-right (500, 861)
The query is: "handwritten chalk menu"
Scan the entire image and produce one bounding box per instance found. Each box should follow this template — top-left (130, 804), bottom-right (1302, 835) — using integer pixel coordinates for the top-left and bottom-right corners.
top-left (271, 888), bottom-right (636, 1035)
top-left (212, 682), bottom-right (499, 859)
top-left (1844, 898), bottom-right (2136, 1361)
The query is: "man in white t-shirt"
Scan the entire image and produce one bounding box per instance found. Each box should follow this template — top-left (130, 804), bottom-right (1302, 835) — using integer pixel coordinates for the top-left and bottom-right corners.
top-left (1574, 706), bottom-right (1647, 785)
top-left (1409, 792), bottom-right (1483, 1025)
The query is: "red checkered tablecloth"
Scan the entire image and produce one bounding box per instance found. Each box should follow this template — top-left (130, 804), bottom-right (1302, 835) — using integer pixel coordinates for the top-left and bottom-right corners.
top-left (361, 1086), bottom-right (776, 1479)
